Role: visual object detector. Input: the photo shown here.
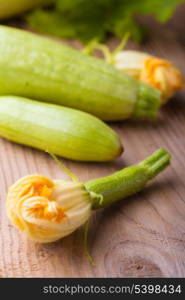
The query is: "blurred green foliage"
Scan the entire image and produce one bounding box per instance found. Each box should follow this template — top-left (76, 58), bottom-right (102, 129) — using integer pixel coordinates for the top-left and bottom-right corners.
top-left (27, 0), bottom-right (185, 43)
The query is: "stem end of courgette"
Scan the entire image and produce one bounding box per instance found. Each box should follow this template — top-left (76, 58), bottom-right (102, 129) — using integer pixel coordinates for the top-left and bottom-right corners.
top-left (139, 148), bottom-right (171, 179)
top-left (132, 83), bottom-right (161, 119)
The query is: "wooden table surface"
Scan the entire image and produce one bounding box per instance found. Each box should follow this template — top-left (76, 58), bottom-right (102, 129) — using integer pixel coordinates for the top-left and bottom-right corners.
top-left (0, 7), bottom-right (185, 278)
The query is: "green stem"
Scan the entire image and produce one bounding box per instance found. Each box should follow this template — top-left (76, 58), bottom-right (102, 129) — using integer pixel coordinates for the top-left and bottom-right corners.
top-left (132, 83), bottom-right (161, 119)
top-left (47, 151), bottom-right (79, 182)
top-left (85, 149), bottom-right (171, 210)
top-left (84, 220), bottom-right (95, 266)
top-left (139, 148), bottom-right (171, 179)
top-left (111, 33), bottom-right (130, 60)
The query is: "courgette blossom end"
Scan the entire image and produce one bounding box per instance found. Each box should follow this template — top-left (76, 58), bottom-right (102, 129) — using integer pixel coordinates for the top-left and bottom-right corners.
top-left (114, 50), bottom-right (184, 104)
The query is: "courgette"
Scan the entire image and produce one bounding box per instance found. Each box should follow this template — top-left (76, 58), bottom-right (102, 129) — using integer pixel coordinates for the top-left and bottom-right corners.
top-left (0, 96), bottom-right (123, 161)
top-left (0, 25), bottom-right (160, 121)
top-left (6, 149), bottom-right (171, 243)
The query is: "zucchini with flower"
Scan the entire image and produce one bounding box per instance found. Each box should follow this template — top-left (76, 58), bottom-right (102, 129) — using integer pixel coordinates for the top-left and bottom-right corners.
top-left (6, 148), bottom-right (171, 243)
top-left (0, 96), bottom-right (122, 162)
top-left (0, 25), bottom-right (161, 121)
top-left (85, 37), bottom-right (184, 105)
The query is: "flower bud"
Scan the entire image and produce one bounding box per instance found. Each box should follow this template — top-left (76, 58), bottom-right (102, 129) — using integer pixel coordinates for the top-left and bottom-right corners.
top-left (6, 175), bottom-right (92, 243)
top-left (114, 50), bottom-right (184, 104)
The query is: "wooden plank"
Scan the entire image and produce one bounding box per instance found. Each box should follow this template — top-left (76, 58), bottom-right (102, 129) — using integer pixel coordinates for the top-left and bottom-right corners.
top-left (0, 7), bottom-right (185, 278)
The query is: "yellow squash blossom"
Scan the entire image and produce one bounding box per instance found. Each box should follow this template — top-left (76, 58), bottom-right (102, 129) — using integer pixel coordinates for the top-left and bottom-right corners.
top-left (114, 50), bottom-right (184, 104)
top-left (6, 175), bottom-right (91, 243)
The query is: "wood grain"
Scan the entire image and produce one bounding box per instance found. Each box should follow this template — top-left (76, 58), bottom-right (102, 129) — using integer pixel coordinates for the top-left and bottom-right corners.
top-left (0, 6), bottom-right (185, 278)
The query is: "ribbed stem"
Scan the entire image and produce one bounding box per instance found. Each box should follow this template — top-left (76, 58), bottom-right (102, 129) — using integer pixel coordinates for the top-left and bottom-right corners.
top-left (139, 148), bottom-right (171, 179)
top-left (132, 83), bottom-right (161, 119)
top-left (85, 149), bottom-right (171, 210)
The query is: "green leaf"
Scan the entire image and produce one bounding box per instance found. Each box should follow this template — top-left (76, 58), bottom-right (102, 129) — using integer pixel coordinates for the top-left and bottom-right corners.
top-left (26, 0), bottom-right (185, 43)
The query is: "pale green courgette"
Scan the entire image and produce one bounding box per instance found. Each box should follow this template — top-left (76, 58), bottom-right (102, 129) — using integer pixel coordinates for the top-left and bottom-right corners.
top-left (0, 96), bottom-right (123, 162)
top-left (0, 25), bottom-right (161, 121)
